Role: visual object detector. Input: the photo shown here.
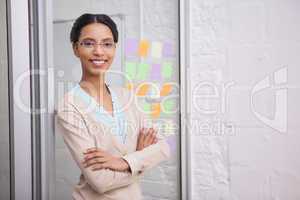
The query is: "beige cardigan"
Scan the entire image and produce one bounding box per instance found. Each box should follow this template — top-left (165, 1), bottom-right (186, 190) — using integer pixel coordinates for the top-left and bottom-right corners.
top-left (56, 85), bottom-right (171, 200)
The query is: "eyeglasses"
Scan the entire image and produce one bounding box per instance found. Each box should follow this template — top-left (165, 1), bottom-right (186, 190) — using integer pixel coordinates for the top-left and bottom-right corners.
top-left (78, 40), bottom-right (116, 51)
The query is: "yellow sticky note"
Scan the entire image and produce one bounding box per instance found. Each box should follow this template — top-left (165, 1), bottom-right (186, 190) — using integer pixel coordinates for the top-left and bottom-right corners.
top-left (138, 40), bottom-right (149, 57)
top-left (126, 83), bottom-right (134, 90)
top-left (160, 83), bottom-right (172, 96)
top-left (136, 83), bottom-right (150, 96)
top-left (151, 41), bottom-right (163, 58)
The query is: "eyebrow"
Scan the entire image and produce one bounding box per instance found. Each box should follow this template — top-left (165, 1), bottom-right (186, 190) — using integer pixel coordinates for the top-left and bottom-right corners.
top-left (80, 37), bottom-right (114, 42)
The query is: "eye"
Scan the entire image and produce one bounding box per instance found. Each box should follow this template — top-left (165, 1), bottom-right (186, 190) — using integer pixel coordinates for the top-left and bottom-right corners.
top-left (81, 41), bottom-right (95, 47)
top-left (103, 42), bottom-right (114, 48)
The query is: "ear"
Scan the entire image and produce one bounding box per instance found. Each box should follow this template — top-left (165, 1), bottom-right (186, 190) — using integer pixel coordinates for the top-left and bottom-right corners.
top-left (72, 43), bottom-right (80, 58)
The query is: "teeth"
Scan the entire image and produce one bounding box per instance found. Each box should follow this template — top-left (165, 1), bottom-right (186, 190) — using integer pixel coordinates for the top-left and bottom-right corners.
top-left (92, 60), bottom-right (105, 65)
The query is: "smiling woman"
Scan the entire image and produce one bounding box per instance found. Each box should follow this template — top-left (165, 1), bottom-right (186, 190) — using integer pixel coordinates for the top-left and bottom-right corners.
top-left (56, 13), bottom-right (171, 200)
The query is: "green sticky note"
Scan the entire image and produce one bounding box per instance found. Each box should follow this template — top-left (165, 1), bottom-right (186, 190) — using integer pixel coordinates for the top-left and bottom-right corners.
top-left (125, 62), bottom-right (137, 80)
top-left (142, 103), bottom-right (151, 113)
top-left (136, 63), bottom-right (150, 80)
top-left (162, 62), bottom-right (173, 79)
top-left (162, 100), bottom-right (175, 113)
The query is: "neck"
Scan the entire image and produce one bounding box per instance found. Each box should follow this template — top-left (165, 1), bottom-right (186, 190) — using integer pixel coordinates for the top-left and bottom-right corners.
top-left (80, 74), bottom-right (108, 97)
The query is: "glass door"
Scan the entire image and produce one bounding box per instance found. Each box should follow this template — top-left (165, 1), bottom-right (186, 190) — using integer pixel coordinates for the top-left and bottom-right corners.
top-left (51, 0), bottom-right (181, 199)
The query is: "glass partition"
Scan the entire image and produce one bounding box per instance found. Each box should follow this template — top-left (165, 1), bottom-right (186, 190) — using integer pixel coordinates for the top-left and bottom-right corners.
top-left (52, 0), bottom-right (181, 199)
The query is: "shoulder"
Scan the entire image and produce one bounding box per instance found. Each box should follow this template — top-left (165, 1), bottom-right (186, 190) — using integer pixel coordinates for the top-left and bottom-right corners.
top-left (56, 86), bottom-right (84, 114)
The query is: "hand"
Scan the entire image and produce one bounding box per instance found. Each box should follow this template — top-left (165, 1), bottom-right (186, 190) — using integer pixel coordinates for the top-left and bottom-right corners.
top-left (136, 128), bottom-right (158, 151)
top-left (82, 147), bottom-right (130, 172)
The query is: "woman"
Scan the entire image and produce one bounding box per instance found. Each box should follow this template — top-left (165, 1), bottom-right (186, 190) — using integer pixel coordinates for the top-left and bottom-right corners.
top-left (56, 13), bottom-right (171, 200)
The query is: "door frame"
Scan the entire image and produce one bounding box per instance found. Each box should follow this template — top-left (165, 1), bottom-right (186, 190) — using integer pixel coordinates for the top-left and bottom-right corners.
top-left (179, 0), bottom-right (191, 199)
top-left (6, 0), bottom-right (32, 199)
top-left (37, 0), bottom-right (192, 199)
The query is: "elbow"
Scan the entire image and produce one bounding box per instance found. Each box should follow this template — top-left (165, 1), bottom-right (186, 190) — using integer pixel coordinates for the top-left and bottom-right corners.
top-left (86, 179), bottom-right (107, 194)
top-left (94, 184), bottom-right (108, 194)
top-left (89, 180), bottom-right (112, 194)
top-left (84, 172), bottom-right (112, 194)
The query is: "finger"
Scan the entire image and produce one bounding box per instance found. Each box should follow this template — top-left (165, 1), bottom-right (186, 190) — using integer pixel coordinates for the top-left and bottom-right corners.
top-left (138, 128), bottom-right (145, 140)
top-left (144, 128), bottom-right (154, 144)
top-left (143, 130), bottom-right (151, 145)
top-left (91, 163), bottom-right (104, 171)
top-left (138, 128), bottom-right (146, 145)
top-left (150, 130), bottom-right (158, 144)
top-left (84, 151), bottom-right (106, 161)
top-left (83, 157), bottom-right (108, 167)
top-left (149, 130), bottom-right (157, 145)
top-left (101, 162), bottom-right (111, 169)
top-left (92, 161), bottom-right (112, 170)
top-left (84, 147), bottom-right (103, 154)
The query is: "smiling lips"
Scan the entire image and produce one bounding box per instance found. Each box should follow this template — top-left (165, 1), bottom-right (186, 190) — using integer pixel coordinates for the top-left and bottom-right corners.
top-left (90, 59), bottom-right (107, 67)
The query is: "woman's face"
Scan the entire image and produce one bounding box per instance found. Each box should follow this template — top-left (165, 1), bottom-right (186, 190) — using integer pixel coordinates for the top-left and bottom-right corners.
top-left (73, 23), bottom-right (116, 76)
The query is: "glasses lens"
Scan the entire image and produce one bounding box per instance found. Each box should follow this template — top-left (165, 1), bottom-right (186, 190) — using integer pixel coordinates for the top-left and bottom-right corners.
top-left (81, 41), bottom-right (95, 48)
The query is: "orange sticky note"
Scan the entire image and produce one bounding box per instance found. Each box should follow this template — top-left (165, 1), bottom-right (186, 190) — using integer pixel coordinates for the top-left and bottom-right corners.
top-left (151, 103), bottom-right (161, 118)
top-left (138, 40), bottom-right (149, 57)
top-left (160, 83), bottom-right (172, 96)
top-left (136, 83), bottom-right (150, 96)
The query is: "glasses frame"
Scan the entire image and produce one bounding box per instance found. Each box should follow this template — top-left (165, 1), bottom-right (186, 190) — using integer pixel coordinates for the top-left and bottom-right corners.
top-left (77, 40), bottom-right (116, 51)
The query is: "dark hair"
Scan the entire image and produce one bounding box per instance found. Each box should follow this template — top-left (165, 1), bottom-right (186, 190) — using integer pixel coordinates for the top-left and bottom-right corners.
top-left (70, 13), bottom-right (118, 44)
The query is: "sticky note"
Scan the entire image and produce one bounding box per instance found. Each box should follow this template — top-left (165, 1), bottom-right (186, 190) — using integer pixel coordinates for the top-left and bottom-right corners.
top-left (126, 83), bottom-right (134, 90)
top-left (125, 62), bottom-right (137, 80)
top-left (162, 62), bottom-right (173, 79)
top-left (151, 103), bottom-right (161, 118)
top-left (138, 40), bottom-right (150, 57)
top-left (125, 38), bottom-right (138, 56)
top-left (142, 103), bottom-right (151, 113)
top-left (150, 63), bottom-right (161, 81)
top-left (151, 41), bottom-right (163, 58)
top-left (166, 136), bottom-right (176, 153)
top-left (136, 83), bottom-right (150, 96)
top-left (136, 63), bottom-right (150, 80)
top-left (160, 83), bottom-right (172, 96)
top-left (163, 42), bottom-right (173, 57)
top-left (162, 99), bottom-right (175, 113)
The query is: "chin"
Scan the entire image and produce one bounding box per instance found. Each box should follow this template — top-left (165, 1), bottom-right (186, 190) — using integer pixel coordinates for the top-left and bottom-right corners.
top-left (89, 68), bottom-right (109, 76)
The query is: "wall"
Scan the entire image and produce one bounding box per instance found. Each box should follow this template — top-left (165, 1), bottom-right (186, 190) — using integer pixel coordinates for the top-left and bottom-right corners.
top-left (0, 0), bottom-right (11, 199)
top-left (189, 0), bottom-right (300, 199)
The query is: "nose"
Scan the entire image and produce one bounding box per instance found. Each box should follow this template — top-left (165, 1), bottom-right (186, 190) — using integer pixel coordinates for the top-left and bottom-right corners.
top-left (92, 44), bottom-right (105, 56)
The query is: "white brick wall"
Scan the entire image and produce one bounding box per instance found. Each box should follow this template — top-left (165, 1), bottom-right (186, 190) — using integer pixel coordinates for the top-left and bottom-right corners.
top-left (189, 0), bottom-right (300, 199)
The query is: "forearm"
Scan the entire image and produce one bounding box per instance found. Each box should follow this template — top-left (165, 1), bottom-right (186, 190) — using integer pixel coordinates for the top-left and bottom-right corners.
top-left (122, 140), bottom-right (170, 176)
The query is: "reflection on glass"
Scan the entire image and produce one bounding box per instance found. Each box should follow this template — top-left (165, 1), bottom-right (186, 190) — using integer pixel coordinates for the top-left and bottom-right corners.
top-left (0, 0), bottom-right (11, 199)
top-left (53, 1), bottom-right (180, 199)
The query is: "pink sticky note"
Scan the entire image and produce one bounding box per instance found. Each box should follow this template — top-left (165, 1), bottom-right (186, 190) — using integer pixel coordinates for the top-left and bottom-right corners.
top-left (166, 136), bottom-right (176, 153)
top-left (163, 42), bottom-right (174, 57)
top-left (125, 38), bottom-right (138, 56)
top-left (150, 63), bottom-right (161, 81)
